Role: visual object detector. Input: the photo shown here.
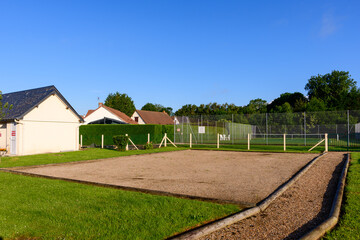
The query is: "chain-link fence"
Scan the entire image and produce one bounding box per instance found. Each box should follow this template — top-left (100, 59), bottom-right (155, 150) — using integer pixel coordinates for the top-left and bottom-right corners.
top-left (173, 110), bottom-right (360, 151)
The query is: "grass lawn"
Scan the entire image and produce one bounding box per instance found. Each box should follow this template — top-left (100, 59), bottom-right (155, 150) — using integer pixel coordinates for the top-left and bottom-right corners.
top-left (0, 147), bottom-right (186, 168)
top-left (324, 152), bottom-right (360, 239)
top-left (0, 172), bottom-right (240, 239)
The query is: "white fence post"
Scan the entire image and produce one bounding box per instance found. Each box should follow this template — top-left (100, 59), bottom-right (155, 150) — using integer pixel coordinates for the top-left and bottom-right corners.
top-left (325, 133), bottom-right (328, 152)
top-left (283, 133), bottom-right (286, 151)
top-left (217, 133), bottom-right (219, 149)
top-left (164, 133), bottom-right (167, 147)
top-left (125, 134), bottom-right (129, 151)
top-left (148, 133), bottom-right (150, 143)
top-left (101, 134), bottom-right (104, 149)
top-left (247, 133), bottom-right (250, 150)
top-left (80, 135), bottom-right (83, 148)
top-left (190, 133), bottom-right (192, 148)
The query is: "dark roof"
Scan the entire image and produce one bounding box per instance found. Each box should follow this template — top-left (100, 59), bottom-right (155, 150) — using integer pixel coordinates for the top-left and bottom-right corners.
top-left (136, 110), bottom-right (174, 125)
top-left (1, 85), bottom-right (84, 122)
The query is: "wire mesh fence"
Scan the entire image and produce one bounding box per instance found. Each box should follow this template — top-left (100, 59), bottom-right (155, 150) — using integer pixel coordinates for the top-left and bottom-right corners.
top-left (174, 110), bottom-right (360, 151)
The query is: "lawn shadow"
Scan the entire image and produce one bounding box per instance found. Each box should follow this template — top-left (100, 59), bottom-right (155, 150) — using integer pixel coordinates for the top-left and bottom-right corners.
top-left (283, 154), bottom-right (346, 240)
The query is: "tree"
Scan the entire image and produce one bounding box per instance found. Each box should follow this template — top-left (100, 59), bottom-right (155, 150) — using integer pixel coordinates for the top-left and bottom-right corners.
top-left (306, 97), bottom-right (327, 112)
top-left (267, 92), bottom-right (307, 112)
top-left (141, 103), bottom-right (157, 112)
top-left (175, 104), bottom-right (197, 116)
top-left (305, 70), bottom-right (359, 110)
top-left (0, 91), bottom-right (12, 119)
top-left (244, 98), bottom-right (267, 114)
top-left (141, 103), bottom-right (173, 115)
top-left (104, 92), bottom-right (136, 117)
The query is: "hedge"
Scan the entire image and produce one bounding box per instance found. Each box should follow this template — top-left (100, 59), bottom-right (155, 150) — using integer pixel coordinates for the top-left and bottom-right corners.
top-left (80, 124), bottom-right (175, 146)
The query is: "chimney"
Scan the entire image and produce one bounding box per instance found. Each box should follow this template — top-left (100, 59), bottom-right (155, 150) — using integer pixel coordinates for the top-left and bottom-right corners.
top-left (99, 102), bottom-right (103, 107)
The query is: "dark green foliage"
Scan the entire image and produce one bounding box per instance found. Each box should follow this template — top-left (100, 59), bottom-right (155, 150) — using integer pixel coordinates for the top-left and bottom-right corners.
top-left (267, 92), bottom-right (307, 112)
top-left (305, 70), bottom-right (360, 110)
top-left (113, 135), bottom-right (129, 151)
top-left (80, 124), bottom-right (174, 146)
top-left (0, 90), bottom-right (13, 120)
top-left (104, 92), bottom-right (136, 117)
top-left (175, 103), bottom-right (243, 116)
top-left (243, 98), bottom-right (268, 114)
top-left (141, 103), bottom-right (174, 115)
top-left (306, 97), bottom-right (327, 112)
top-left (144, 142), bottom-right (153, 150)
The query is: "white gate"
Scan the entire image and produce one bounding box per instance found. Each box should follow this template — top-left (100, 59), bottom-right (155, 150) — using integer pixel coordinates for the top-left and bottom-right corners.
top-left (10, 123), bottom-right (16, 155)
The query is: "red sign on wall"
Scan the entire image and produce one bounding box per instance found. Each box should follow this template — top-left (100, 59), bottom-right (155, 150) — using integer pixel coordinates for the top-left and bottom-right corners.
top-left (0, 133), bottom-right (1, 137)
top-left (11, 131), bottom-right (16, 137)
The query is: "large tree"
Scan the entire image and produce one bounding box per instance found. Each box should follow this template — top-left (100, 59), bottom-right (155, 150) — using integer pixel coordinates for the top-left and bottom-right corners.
top-left (244, 98), bottom-right (267, 114)
top-left (267, 92), bottom-right (307, 112)
top-left (141, 103), bottom-right (173, 115)
top-left (305, 70), bottom-right (359, 110)
top-left (104, 92), bottom-right (136, 117)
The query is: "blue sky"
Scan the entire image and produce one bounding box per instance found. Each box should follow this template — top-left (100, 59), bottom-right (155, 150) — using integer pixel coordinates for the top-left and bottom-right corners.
top-left (1, 0), bottom-right (359, 115)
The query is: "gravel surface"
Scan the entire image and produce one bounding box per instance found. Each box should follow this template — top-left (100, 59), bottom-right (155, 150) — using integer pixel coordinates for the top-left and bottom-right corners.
top-left (200, 152), bottom-right (346, 240)
top-left (15, 150), bottom-right (316, 205)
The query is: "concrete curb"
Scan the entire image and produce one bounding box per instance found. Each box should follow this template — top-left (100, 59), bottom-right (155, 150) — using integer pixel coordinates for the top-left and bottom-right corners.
top-left (169, 153), bottom-right (327, 240)
top-left (299, 153), bottom-right (350, 240)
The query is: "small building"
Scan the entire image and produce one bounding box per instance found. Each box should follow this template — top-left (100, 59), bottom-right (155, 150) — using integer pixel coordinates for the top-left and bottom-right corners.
top-left (0, 86), bottom-right (84, 155)
top-left (84, 103), bottom-right (137, 125)
top-left (131, 110), bottom-right (174, 125)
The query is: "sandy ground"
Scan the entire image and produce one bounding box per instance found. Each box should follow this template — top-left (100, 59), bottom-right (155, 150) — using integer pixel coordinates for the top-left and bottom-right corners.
top-left (200, 152), bottom-right (345, 240)
top-left (17, 150), bottom-right (318, 205)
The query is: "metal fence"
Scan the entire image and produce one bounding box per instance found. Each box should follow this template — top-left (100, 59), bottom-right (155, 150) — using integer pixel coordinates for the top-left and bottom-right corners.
top-left (173, 110), bottom-right (360, 151)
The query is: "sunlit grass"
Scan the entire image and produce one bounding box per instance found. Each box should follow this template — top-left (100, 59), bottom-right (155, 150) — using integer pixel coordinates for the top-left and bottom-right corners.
top-left (0, 172), bottom-right (239, 239)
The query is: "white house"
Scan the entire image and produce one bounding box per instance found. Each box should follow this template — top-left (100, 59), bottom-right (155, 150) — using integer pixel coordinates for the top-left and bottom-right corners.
top-left (0, 86), bottom-right (84, 155)
top-left (83, 103), bottom-right (137, 125)
top-left (131, 110), bottom-right (174, 125)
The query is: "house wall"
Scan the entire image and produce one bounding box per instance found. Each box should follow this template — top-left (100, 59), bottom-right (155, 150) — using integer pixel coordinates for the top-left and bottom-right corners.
top-left (17, 94), bottom-right (80, 155)
top-left (131, 111), bottom-right (145, 124)
top-left (84, 107), bottom-right (124, 124)
top-left (0, 123), bottom-right (7, 149)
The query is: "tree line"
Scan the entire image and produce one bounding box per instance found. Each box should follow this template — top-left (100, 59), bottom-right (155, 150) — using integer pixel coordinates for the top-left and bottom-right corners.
top-left (175, 70), bottom-right (360, 116)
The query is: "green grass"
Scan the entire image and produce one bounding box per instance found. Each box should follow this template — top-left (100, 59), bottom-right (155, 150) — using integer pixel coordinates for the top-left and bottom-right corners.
top-left (324, 152), bottom-right (360, 239)
top-left (0, 147), bottom-right (186, 168)
top-left (0, 172), bottom-right (239, 239)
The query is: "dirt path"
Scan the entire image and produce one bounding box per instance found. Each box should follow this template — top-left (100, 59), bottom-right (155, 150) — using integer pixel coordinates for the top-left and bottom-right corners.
top-left (200, 152), bottom-right (346, 240)
top-left (15, 150), bottom-right (317, 205)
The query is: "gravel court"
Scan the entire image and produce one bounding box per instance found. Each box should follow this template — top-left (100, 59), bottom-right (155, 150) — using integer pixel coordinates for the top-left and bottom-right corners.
top-left (16, 150), bottom-right (318, 205)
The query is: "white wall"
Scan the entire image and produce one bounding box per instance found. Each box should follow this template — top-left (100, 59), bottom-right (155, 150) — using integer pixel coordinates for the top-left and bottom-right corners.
top-left (131, 111), bottom-right (145, 124)
top-left (0, 123), bottom-right (7, 149)
top-left (17, 94), bottom-right (81, 155)
top-left (84, 107), bottom-right (125, 124)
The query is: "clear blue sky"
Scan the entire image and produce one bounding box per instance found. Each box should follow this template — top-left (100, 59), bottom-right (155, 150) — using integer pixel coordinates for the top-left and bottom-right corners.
top-left (1, 0), bottom-right (359, 115)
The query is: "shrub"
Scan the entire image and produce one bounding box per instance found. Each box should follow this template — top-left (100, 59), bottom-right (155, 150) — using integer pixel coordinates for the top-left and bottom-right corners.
top-left (144, 142), bottom-right (153, 150)
top-left (113, 135), bottom-right (129, 151)
top-left (80, 124), bottom-right (174, 146)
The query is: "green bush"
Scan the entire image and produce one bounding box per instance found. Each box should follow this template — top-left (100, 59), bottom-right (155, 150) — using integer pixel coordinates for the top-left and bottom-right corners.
top-left (80, 124), bottom-right (174, 146)
top-left (144, 142), bottom-right (153, 150)
top-left (113, 135), bottom-right (129, 151)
